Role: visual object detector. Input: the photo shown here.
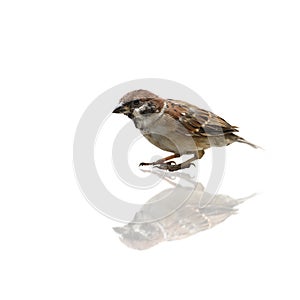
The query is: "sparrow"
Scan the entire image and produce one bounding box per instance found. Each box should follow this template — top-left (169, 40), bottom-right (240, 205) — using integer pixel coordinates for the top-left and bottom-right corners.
top-left (113, 89), bottom-right (258, 171)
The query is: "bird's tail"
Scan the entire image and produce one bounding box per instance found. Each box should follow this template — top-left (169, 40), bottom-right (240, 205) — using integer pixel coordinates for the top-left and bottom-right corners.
top-left (235, 136), bottom-right (262, 149)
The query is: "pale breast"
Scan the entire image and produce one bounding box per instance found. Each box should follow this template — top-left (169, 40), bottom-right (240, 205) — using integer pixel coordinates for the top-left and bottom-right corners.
top-left (141, 114), bottom-right (201, 154)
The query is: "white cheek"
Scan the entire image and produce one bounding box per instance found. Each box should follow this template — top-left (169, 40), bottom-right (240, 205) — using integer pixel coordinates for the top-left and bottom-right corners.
top-left (132, 111), bottom-right (155, 131)
top-left (133, 104), bottom-right (147, 116)
top-left (132, 107), bottom-right (141, 118)
top-left (132, 103), bottom-right (165, 131)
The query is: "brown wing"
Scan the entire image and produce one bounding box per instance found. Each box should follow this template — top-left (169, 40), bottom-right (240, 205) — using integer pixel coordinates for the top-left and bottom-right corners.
top-left (165, 99), bottom-right (238, 137)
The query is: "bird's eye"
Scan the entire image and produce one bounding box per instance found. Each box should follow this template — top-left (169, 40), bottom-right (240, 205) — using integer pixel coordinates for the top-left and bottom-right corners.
top-left (133, 100), bottom-right (140, 107)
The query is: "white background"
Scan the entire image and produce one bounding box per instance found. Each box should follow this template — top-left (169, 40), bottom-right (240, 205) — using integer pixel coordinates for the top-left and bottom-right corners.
top-left (1, 1), bottom-right (299, 299)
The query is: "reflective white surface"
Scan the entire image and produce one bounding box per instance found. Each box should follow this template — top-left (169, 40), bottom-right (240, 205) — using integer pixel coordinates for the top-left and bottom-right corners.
top-left (1, 1), bottom-right (300, 299)
top-left (114, 170), bottom-right (254, 250)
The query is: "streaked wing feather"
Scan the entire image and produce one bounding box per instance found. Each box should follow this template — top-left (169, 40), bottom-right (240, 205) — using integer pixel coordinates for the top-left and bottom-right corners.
top-left (165, 99), bottom-right (238, 137)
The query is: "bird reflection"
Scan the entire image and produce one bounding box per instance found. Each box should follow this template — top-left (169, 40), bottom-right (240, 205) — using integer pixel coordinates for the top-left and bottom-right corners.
top-left (113, 170), bottom-right (253, 250)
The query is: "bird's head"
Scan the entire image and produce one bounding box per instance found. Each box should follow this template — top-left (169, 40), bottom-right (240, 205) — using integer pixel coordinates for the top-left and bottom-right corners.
top-left (112, 89), bottom-right (164, 121)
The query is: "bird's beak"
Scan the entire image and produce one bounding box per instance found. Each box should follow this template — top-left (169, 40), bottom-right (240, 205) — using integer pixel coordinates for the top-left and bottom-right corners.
top-left (112, 103), bottom-right (128, 114)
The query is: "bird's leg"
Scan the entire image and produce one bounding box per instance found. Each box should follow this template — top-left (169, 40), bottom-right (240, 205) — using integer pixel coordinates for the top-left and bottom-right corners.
top-left (139, 153), bottom-right (180, 167)
top-left (155, 150), bottom-right (205, 172)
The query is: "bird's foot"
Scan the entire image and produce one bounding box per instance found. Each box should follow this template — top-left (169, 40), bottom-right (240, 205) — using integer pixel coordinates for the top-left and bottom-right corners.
top-left (154, 162), bottom-right (195, 172)
top-left (139, 162), bottom-right (150, 167)
top-left (139, 160), bottom-right (176, 167)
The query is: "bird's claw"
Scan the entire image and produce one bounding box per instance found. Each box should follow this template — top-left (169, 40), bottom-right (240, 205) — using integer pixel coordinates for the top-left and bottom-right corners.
top-left (154, 162), bottom-right (195, 172)
top-left (139, 159), bottom-right (196, 172)
top-left (139, 160), bottom-right (176, 167)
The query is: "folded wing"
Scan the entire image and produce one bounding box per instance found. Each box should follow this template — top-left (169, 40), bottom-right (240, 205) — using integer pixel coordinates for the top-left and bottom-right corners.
top-left (165, 99), bottom-right (238, 137)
